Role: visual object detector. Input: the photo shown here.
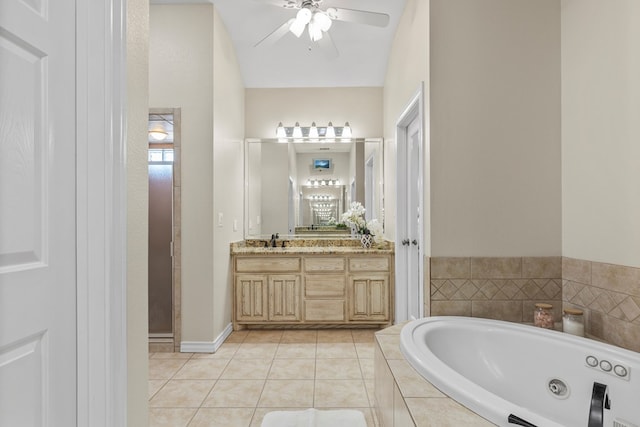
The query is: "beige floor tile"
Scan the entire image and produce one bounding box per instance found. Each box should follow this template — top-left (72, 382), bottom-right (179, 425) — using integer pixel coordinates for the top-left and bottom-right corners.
top-left (149, 408), bottom-right (197, 427)
top-left (316, 343), bottom-right (358, 358)
top-left (275, 343), bottom-right (316, 359)
top-left (364, 379), bottom-right (376, 407)
top-left (221, 358), bottom-right (272, 380)
top-left (316, 408), bottom-right (375, 427)
top-left (355, 343), bottom-right (375, 359)
top-left (317, 329), bottom-right (354, 343)
top-left (148, 379), bottom-right (168, 399)
top-left (173, 358), bottom-right (230, 380)
top-left (269, 359), bottom-right (315, 380)
top-left (314, 380), bottom-right (370, 407)
top-left (258, 380), bottom-right (314, 407)
top-left (250, 408), bottom-right (300, 427)
top-left (351, 329), bottom-right (378, 343)
top-left (151, 352), bottom-right (194, 359)
top-left (281, 330), bottom-right (318, 343)
top-left (234, 343), bottom-right (278, 359)
top-left (188, 408), bottom-right (255, 427)
top-left (149, 380), bottom-right (215, 408)
top-left (316, 358), bottom-right (362, 380)
top-left (149, 358), bottom-right (189, 380)
top-left (244, 330), bottom-right (283, 343)
top-left (359, 358), bottom-right (374, 380)
top-left (202, 379), bottom-right (265, 408)
top-left (225, 331), bottom-right (249, 343)
top-left (192, 343), bottom-right (239, 359)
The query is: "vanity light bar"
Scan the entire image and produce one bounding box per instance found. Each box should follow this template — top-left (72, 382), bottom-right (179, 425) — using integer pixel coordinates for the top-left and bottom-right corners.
top-left (307, 179), bottom-right (340, 186)
top-left (276, 122), bottom-right (352, 139)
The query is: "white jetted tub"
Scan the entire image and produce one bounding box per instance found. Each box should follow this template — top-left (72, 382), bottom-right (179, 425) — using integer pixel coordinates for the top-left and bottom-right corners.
top-left (400, 317), bottom-right (640, 427)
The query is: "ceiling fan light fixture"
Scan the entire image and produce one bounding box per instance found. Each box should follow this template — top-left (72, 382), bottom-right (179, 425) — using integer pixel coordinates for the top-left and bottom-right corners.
top-left (289, 18), bottom-right (306, 37)
top-left (308, 20), bottom-right (323, 42)
top-left (314, 11), bottom-right (332, 32)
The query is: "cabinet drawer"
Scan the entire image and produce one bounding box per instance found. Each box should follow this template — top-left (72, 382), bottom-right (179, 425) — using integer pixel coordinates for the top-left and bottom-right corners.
top-left (349, 257), bottom-right (390, 272)
top-left (304, 300), bottom-right (345, 322)
top-left (305, 275), bottom-right (345, 298)
top-left (236, 257), bottom-right (300, 273)
top-left (304, 257), bottom-right (345, 272)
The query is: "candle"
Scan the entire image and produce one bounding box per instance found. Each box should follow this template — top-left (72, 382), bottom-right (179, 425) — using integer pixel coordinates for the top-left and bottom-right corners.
top-left (562, 308), bottom-right (584, 337)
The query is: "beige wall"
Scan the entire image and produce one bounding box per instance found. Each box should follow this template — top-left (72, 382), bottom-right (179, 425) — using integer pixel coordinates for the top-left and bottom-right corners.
top-left (127, 0), bottom-right (149, 424)
top-left (212, 8), bottom-right (245, 339)
top-left (561, 0), bottom-right (640, 268)
top-left (150, 5), bottom-right (215, 341)
top-left (383, 0), bottom-right (430, 243)
top-left (245, 87), bottom-right (383, 138)
top-left (429, 0), bottom-right (561, 257)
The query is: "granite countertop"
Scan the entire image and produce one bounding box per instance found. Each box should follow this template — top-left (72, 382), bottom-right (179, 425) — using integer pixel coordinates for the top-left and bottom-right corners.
top-left (230, 238), bottom-right (394, 255)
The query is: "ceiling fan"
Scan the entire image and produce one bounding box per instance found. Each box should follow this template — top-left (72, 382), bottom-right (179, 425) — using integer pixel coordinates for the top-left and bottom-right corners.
top-left (254, 0), bottom-right (390, 56)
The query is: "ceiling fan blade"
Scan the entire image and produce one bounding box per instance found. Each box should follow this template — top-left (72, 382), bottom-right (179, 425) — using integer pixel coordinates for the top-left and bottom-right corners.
top-left (331, 7), bottom-right (390, 27)
top-left (254, 19), bottom-right (294, 48)
top-left (317, 31), bottom-right (339, 59)
top-left (253, 0), bottom-right (300, 10)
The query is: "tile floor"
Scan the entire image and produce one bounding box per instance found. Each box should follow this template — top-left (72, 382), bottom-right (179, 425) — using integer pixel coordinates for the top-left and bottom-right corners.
top-left (148, 329), bottom-right (380, 427)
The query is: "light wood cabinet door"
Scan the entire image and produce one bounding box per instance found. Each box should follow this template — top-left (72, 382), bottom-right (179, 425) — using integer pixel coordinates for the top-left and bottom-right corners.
top-left (269, 275), bottom-right (301, 322)
top-left (235, 275), bottom-right (268, 321)
top-left (349, 274), bottom-right (389, 321)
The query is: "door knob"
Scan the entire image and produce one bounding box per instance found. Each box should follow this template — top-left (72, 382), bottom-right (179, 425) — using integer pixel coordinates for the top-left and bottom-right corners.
top-left (411, 239), bottom-right (418, 245)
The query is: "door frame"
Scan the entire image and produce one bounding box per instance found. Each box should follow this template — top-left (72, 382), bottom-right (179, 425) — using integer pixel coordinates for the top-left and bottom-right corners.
top-left (395, 84), bottom-right (426, 322)
top-left (148, 107), bottom-right (182, 352)
top-left (76, 0), bottom-right (127, 425)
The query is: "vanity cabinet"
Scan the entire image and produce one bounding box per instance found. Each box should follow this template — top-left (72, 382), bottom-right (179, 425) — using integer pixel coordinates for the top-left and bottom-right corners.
top-left (232, 252), bottom-right (393, 329)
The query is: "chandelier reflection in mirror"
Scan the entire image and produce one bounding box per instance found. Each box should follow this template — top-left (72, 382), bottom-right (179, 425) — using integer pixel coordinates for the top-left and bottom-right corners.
top-left (276, 121), bottom-right (352, 141)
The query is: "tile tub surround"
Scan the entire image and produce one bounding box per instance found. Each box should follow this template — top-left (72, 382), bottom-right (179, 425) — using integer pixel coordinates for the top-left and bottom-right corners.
top-left (373, 324), bottom-right (495, 427)
top-left (148, 328), bottom-right (379, 427)
top-left (563, 257), bottom-right (640, 353)
top-left (430, 257), bottom-right (563, 323)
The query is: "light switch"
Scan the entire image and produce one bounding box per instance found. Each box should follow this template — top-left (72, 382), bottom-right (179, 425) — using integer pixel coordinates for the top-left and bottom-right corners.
top-left (217, 212), bottom-right (223, 227)
top-left (257, 215), bottom-right (261, 225)
top-left (233, 219), bottom-right (238, 232)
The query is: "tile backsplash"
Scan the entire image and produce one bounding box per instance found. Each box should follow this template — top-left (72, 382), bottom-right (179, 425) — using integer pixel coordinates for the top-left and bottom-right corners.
top-left (430, 257), bottom-right (562, 324)
top-left (429, 256), bottom-right (640, 353)
top-left (563, 257), bottom-right (640, 352)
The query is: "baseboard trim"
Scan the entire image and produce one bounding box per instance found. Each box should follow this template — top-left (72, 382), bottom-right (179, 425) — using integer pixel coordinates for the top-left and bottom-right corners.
top-left (180, 323), bottom-right (233, 353)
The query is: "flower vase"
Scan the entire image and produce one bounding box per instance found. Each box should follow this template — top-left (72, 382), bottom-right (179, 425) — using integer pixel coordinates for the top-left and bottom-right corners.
top-left (360, 234), bottom-right (373, 249)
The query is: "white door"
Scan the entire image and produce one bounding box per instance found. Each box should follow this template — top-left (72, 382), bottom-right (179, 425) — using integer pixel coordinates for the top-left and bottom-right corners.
top-left (0, 1), bottom-right (77, 426)
top-left (395, 88), bottom-right (424, 322)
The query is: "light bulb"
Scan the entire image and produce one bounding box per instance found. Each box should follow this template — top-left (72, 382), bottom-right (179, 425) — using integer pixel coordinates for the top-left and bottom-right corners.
top-left (314, 11), bottom-right (332, 32)
top-left (325, 122), bottom-right (335, 138)
top-left (292, 122), bottom-right (302, 138)
top-left (342, 122), bottom-right (352, 138)
top-left (309, 122), bottom-right (319, 138)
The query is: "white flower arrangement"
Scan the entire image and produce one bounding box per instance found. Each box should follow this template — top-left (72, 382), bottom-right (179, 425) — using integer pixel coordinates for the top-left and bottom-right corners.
top-left (341, 202), bottom-right (385, 243)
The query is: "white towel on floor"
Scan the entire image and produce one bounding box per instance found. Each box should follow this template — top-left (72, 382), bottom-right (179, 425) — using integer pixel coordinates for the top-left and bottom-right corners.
top-left (260, 408), bottom-right (367, 427)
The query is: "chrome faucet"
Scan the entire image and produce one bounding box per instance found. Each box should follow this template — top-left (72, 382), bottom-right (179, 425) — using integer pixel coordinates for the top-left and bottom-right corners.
top-left (588, 382), bottom-right (610, 427)
top-left (269, 233), bottom-right (279, 248)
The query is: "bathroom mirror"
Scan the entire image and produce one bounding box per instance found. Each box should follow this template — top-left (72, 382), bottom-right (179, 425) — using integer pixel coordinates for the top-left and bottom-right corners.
top-left (245, 138), bottom-right (383, 238)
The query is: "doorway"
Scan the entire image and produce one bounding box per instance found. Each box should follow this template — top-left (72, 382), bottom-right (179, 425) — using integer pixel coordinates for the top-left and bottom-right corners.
top-left (395, 86), bottom-right (426, 322)
top-left (148, 108), bottom-right (181, 352)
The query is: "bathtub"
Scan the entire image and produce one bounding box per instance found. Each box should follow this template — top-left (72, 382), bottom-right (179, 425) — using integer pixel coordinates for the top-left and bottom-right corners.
top-left (400, 317), bottom-right (640, 427)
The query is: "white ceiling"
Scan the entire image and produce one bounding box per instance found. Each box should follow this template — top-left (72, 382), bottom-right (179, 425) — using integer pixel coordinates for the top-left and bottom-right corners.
top-left (152, 0), bottom-right (407, 88)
